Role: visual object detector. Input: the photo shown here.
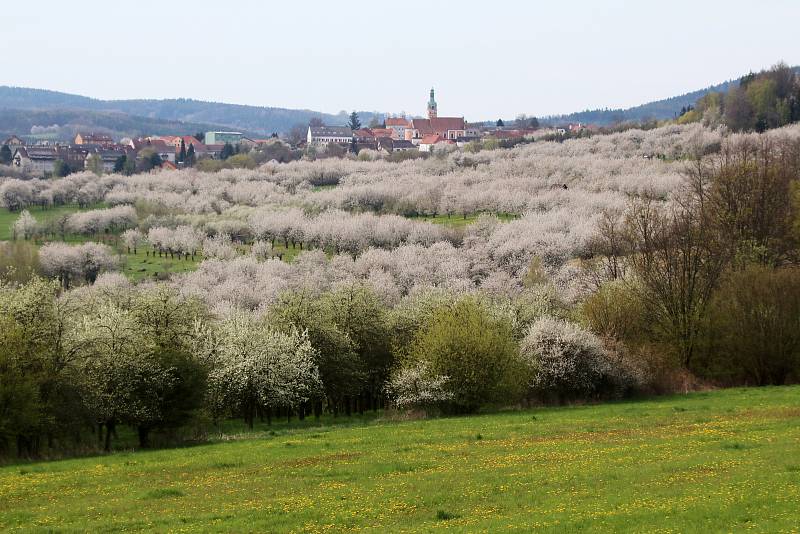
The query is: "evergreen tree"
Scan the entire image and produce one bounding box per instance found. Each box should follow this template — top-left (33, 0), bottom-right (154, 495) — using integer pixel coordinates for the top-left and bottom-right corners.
top-left (186, 144), bottom-right (196, 166)
top-left (149, 152), bottom-right (163, 169)
top-left (113, 155), bottom-right (127, 174)
top-left (53, 159), bottom-right (71, 177)
top-left (0, 144), bottom-right (12, 165)
top-left (348, 111), bottom-right (362, 131)
top-left (220, 142), bottom-right (234, 160)
top-left (496, 119), bottom-right (505, 127)
top-left (178, 139), bottom-right (186, 163)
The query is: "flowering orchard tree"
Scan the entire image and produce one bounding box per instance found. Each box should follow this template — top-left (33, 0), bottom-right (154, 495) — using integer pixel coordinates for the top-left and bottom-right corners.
top-left (121, 229), bottom-right (145, 254)
top-left (0, 179), bottom-right (34, 211)
top-left (206, 315), bottom-right (321, 428)
top-left (39, 242), bottom-right (117, 287)
top-left (66, 205), bottom-right (137, 236)
top-left (202, 233), bottom-right (238, 260)
top-left (251, 239), bottom-right (272, 260)
top-left (12, 210), bottom-right (38, 240)
top-left (74, 304), bottom-right (173, 450)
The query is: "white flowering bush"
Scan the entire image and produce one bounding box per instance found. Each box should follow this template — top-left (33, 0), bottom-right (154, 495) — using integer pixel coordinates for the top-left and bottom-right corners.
top-left (520, 317), bottom-right (613, 400)
top-left (386, 360), bottom-right (453, 411)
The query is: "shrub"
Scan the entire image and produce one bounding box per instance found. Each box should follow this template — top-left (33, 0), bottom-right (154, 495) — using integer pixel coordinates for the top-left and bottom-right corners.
top-left (386, 360), bottom-right (453, 412)
top-left (521, 317), bottom-right (635, 401)
top-left (580, 280), bottom-right (648, 343)
top-left (408, 297), bottom-right (525, 412)
top-left (698, 265), bottom-right (800, 385)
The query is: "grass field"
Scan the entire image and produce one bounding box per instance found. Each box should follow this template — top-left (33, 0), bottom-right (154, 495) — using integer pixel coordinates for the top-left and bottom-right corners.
top-left (407, 212), bottom-right (518, 228)
top-left (119, 249), bottom-right (200, 281)
top-left (0, 205), bottom-right (104, 241)
top-left (2, 387), bottom-right (799, 532)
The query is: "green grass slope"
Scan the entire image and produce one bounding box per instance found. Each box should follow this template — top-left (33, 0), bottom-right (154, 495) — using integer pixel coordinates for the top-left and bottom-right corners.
top-left (1, 387), bottom-right (799, 532)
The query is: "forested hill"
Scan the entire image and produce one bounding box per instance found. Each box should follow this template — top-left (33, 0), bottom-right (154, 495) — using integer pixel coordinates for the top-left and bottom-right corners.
top-left (0, 108), bottom-right (247, 142)
top-left (544, 66), bottom-right (800, 126)
top-left (0, 87), bottom-right (381, 136)
top-left (545, 79), bottom-right (739, 126)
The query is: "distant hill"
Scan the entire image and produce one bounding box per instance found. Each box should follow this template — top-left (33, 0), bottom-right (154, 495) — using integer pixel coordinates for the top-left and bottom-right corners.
top-left (4, 66), bottom-right (799, 138)
top-left (543, 66), bottom-right (800, 126)
top-left (0, 108), bottom-right (252, 142)
top-left (0, 87), bottom-right (381, 137)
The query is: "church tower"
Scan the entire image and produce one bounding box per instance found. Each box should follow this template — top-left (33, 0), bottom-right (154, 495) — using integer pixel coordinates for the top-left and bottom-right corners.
top-left (427, 87), bottom-right (438, 119)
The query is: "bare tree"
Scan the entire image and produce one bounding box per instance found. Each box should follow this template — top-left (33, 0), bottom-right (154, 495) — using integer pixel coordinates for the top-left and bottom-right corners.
top-left (624, 193), bottom-right (727, 366)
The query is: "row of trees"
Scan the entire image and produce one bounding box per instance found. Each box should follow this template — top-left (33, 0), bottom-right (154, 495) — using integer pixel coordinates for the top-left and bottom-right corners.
top-left (0, 275), bottom-right (645, 459)
top-left (680, 62), bottom-right (800, 132)
top-left (585, 134), bottom-right (800, 386)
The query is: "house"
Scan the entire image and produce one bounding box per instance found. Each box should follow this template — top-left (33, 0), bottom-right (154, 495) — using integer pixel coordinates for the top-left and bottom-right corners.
top-left (386, 117), bottom-right (411, 140)
top-left (307, 126), bottom-right (353, 147)
top-left (13, 147), bottom-right (58, 173)
top-left (84, 149), bottom-right (130, 172)
top-left (239, 137), bottom-right (260, 149)
top-left (350, 129), bottom-right (376, 151)
top-left (153, 135), bottom-right (179, 146)
top-left (171, 136), bottom-right (207, 153)
top-left (369, 128), bottom-right (394, 138)
top-left (377, 138), bottom-right (416, 153)
top-left (418, 134), bottom-right (455, 153)
top-left (12, 146), bottom-right (85, 174)
top-left (201, 144), bottom-right (225, 159)
top-left (74, 132), bottom-right (114, 146)
top-left (353, 128), bottom-right (376, 141)
top-left (130, 138), bottom-right (176, 163)
top-left (3, 135), bottom-right (25, 148)
top-left (391, 139), bottom-right (417, 152)
top-left (405, 89), bottom-right (467, 142)
top-left (204, 131), bottom-right (243, 145)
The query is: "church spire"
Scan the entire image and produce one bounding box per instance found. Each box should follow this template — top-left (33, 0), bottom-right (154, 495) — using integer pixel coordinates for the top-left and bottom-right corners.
top-left (427, 87), bottom-right (437, 119)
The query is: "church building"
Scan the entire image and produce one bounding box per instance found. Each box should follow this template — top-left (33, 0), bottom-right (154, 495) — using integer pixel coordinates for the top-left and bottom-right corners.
top-left (405, 88), bottom-right (467, 142)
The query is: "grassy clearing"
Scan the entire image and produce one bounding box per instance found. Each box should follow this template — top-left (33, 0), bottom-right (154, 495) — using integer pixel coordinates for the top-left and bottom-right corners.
top-left (311, 184), bottom-right (338, 192)
top-left (1, 387), bottom-right (798, 532)
top-left (0, 205), bottom-right (104, 241)
top-left (119, 249), bottom-right (200, 281)
top-left (407, 212), bottom-right (518, 228)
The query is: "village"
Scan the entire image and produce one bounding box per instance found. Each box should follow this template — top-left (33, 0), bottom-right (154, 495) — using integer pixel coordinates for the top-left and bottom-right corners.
top-left (2, 88), bottom-right (591, 177)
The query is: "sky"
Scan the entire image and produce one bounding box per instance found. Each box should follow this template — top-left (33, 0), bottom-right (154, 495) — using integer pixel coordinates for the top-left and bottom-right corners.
top-left (3, 0), bottom-right (799, 120)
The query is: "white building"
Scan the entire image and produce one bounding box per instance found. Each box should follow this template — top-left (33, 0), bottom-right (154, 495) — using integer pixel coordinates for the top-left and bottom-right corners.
top-left (307, 126), bottom-right (353, 146)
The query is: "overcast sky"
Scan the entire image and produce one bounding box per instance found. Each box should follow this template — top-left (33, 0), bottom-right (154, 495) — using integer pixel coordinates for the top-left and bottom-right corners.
top-left (3, 0), bottom-right (799, 120)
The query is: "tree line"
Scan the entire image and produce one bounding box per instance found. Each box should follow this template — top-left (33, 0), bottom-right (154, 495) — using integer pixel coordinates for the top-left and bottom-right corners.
top-left (680, 62), bottom-right (800, 132)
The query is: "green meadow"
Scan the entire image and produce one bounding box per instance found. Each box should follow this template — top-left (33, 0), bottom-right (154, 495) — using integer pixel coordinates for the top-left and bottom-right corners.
top-left (1, 386), bottom-right (798, 532)
top-left (407, 212), bottom-right (518, 228)
top-left (0, 204), bottom-right (101, 241)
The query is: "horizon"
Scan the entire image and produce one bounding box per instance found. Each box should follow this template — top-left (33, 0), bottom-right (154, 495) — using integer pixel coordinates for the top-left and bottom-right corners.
top-left (3, 1), bottom-right (799, 120)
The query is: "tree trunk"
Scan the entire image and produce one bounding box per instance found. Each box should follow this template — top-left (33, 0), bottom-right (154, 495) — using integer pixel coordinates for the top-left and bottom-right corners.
top-left (138, 426), bottom-right (150, 448)
top-left (104, 420), bottom-right (115, 452)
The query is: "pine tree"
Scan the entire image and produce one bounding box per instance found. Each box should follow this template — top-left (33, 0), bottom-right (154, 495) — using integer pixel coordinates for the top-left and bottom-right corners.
top-left (186, 144), bottom-right (196, 166)
top-left (220, 143), bottom-right (234, 160)
top-left (114, 155), bottom-right (127, 173)
top-left (0, 144), bottom-right (12, 165)
top-left (178, 139), bottom-right (186, 163)
top-left (348, 111), bottom-right (362, 131)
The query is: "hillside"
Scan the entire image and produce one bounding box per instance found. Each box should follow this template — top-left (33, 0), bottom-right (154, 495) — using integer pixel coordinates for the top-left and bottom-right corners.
top-left (3, 67), bottom-right (798, 136)
top-left (1, 386), bottom-right (798, 532)
top-left (544, 66), bottom-right (800, 126)
top-left (0, 87), bottom-right (379, 136)
top-left (0, 108), bottom-right (250, 141)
